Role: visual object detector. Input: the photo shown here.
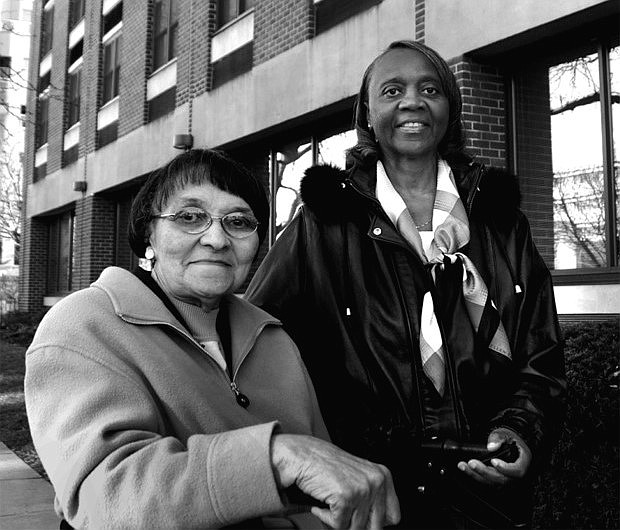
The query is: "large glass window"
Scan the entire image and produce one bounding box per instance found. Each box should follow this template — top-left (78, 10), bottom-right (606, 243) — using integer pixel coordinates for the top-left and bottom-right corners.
top-left (69, 0), bottom-right (85, 28)
top-left (102, 35), bottom-right (122, 104)
top-left (514, 41), bottom-right (618, 275)
top-left (152, 0), bottom-right (179, 71)
top-left (47, 211), bottom-right (74, 295)
top-left (270, 129), bottom-right (355, 242)
top-left (67, 69), bottom-right (81, 127)
top-left (217, 0), bottom-right (253, 29)
top-left (550, 45), bottom-right (619, 270)
top-left (35, 93), bottom-right (49, 148)
top-left (40, 5), bottom-right (54, 57)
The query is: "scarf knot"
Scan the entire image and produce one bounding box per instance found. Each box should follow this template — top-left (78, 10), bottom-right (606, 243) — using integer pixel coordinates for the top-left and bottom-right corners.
top-left (376, 160), bottom-right (511, 396)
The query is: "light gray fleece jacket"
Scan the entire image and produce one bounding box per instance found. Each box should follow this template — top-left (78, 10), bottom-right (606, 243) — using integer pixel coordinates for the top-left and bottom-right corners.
top-left (25, 266), bottom-right (329, 529)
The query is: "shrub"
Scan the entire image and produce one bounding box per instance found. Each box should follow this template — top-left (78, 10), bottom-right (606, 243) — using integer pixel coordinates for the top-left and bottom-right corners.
top-left (532, 320), bottom-right (619, 529)
top-left (0, 310), bottom-right (45, 346)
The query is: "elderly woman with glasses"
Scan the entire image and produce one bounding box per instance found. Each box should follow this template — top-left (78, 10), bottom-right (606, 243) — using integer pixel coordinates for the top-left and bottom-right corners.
top-left (25, 149), bottom-right (400, 530)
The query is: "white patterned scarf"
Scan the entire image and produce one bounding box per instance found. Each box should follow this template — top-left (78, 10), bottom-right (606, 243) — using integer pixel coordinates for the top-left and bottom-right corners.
top-left (376, 160), bottom-right (511, 395)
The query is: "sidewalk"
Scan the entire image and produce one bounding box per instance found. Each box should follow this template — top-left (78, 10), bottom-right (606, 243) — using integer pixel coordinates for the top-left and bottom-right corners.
top-left (0, 442), bottom-right (59, 529)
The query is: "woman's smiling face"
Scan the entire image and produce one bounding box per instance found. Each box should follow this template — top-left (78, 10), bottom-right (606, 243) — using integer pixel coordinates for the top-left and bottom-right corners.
top-left (148, 181), bottom-right (259, 310)
top-left (366, 48), bottom-right (449, 163)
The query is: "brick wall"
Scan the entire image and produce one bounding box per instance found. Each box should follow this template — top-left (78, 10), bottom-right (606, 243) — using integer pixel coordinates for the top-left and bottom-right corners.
top-left (45, 0), bottom-right (69, 174)
top-left (80, 0), bottom-right (103, 157)
top-left (19, 1), bottom-right (47, 313)
top-left (176, 0), bottom-right (215, 109)
top-left (453, 59), bottom-right (507, 168)
top-left (513, 65), bottom-right (554, 267)
top-left (18, 217), bottom-right (48, 312)
top-left (72, 195), bottom-right (116, 289)
top-left (118, 0), bottom-right (150, 137)
top-left (254, 0), bottom-right (313, 67)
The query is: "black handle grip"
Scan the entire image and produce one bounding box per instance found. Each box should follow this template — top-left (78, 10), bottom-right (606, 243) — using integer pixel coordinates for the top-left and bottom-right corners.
top-left (421, 439), bottom-right (519, 465)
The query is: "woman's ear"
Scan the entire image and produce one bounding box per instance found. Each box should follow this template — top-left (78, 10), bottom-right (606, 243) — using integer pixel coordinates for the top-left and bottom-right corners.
top-left (365, 103), bottom-right (372, 130)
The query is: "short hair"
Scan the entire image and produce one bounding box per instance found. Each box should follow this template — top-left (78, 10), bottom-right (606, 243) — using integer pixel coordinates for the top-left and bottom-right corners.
top-left (128, 149), bottom-right (269, 258)
top-left (349, 40), bottom-right (467, 166)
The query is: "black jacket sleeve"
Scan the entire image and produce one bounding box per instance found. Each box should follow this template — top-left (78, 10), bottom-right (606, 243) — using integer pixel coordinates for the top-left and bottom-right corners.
top-left (487, 212), bottom-right (566, 469)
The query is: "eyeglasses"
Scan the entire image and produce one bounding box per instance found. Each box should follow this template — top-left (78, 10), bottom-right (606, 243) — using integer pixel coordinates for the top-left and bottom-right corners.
top-left (153, 207), bottom-right (259, 239)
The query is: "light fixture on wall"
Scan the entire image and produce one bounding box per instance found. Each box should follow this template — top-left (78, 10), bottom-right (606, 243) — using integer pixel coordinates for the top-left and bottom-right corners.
top-left (173, 134), bottom-right (194, 151)
top-left (73, 180), bottom-right (87, 192)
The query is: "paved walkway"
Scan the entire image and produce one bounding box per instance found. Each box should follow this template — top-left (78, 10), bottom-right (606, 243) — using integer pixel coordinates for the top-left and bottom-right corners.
top-left (0, 442), bottom-right (59, 529)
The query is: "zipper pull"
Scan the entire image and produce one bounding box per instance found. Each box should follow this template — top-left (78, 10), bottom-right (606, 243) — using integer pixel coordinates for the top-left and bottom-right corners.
top-left (230, 381), bottom-right (250, 408)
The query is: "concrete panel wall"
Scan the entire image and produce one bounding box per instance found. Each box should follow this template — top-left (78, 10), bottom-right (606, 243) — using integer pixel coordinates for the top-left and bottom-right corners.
top-left (194, 0), bottom-right (415, 149)
top-left (426, 0), bottom-right (609, 60)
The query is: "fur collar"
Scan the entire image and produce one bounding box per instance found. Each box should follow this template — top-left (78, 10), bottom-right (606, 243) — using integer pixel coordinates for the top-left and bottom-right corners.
top-left (300, 162), bottom-right (521, 227)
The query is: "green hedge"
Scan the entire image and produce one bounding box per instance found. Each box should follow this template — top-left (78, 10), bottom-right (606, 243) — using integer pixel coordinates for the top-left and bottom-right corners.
top-left (0, 310), bottom-right (46, 345)
top-left (2, 311), bottom-right (617, 527)
top-left (532, 320), bottom-right (619, 529)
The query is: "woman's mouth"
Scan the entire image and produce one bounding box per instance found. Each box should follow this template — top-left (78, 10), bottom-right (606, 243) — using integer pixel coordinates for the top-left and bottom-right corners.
top-left (397, 121), bottom-right (427, 132)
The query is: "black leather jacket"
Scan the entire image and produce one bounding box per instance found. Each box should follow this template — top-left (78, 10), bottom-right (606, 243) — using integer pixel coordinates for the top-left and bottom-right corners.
top-left (247, 159), bottom-right (565, 526)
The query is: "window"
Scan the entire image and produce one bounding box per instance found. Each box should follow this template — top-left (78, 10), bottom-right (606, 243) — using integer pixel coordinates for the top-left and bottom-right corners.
top-left (152, 0), bottom-right (179, 71)
top-left (69, 0), bottom-right (85, 28)
top-left (0, 57), bottom-right (9, 107)
top-left (67, 69), bottom-right (81, 127)
top-left (217, 0), bottom-right (253, 29)
top-left (270, 128), bottom-right (355, 241)
top-left (40, 5), bottom-right (54, 57)
top-left (47, 211), bottom-right (74, 295)
top-left (36, 93), bottom-right (49, 148)
top-left (513, 39), bottom-right (619, 276)
top-left (102, 34), bottom-right (122, 104)
top-left (0, 56), bottom-right (11, 78)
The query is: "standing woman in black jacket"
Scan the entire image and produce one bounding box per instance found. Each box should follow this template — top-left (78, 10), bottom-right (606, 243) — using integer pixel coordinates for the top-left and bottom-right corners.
top-left (247, 40), bottom-right (565, 529)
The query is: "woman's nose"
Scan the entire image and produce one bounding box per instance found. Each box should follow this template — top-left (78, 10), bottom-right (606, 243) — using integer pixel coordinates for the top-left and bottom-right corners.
top-left (398, 89), bottom-right (423, 109)
top-left (198, 219), bottom-right (231, 249)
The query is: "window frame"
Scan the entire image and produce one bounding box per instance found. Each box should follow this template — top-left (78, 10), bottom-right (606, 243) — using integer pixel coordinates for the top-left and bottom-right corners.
top-left (101, 33), bottom-right (122, 105)
top-left (266, 124), bottom-right (356, 246)
top-left (216, 0), bottom-right (253, 30)
top-left (508, 34), bottom-right (619, 283)
top-left (66, 68), bottom-right (81, 128)
top-left (40, 5), bottom-right (54, 58)
top-left (35, 91), bottom-right (50, 149)
top-left (151, 0), bottom-right (179, 72)
top-left (69, 0), bottom-right (85, 29)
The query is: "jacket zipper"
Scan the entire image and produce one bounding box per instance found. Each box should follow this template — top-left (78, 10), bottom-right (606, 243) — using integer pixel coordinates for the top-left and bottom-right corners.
top-left (118, 316), bottom-right (251, 408)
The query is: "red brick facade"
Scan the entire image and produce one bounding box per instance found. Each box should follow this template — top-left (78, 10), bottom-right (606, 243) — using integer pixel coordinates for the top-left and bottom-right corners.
top-left (80, 0), bottom-right (103, 157)
top-left (46, 0), bottom-right (68, 174)
top-left (176, 0), bottom-right (215, 107)
top-left (254, 0), bottom-right (314, 66)
top-left (72, 195), bottom-right (117, 289)
top-left (19, 3), bottom-right (46, 312)
top-left (453, 60), bottom-right (507, 168)
top-left (118, 0), bottom-right (150, 137)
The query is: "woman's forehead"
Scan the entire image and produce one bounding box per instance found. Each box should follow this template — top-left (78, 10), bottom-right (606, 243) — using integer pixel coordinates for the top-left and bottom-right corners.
top-left (165, 181), bottom-right (251, 210)
top-left (370, 48), bottom-right (439, 84)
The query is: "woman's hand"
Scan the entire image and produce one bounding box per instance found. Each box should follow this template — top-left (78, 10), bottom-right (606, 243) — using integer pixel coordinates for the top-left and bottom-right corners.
top-left (457, 428), bottom-right (532, 487)
top-left (271, 434), bottom-right (401, 529)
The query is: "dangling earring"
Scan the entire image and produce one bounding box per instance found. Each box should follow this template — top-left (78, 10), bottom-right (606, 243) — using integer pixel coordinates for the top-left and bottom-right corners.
top-left (140, 246), bottom-right (155, 271)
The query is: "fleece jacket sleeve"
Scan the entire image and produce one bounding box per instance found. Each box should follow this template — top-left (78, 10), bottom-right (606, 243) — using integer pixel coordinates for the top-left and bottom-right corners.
top-left (24, 344), bottom-right (285, 529)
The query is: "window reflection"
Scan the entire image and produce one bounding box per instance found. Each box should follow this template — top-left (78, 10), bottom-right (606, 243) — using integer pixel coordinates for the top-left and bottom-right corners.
top-left (611, 46), bottom-right (619, 265)
top-left (317, 130), bottom-right (356, 168)
top-left (272, 129), bottom-right (355, 239)
top-left (550, 52), bottom-right (606, 269)
top-left (274, 139), bottom-right (312, 236)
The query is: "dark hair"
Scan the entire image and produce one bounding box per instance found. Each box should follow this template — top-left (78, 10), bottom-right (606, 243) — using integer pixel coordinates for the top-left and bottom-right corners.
top-left (128, 149), bottom-right (269, 258)
top-left (349, 40), bottom-right (468, 166)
